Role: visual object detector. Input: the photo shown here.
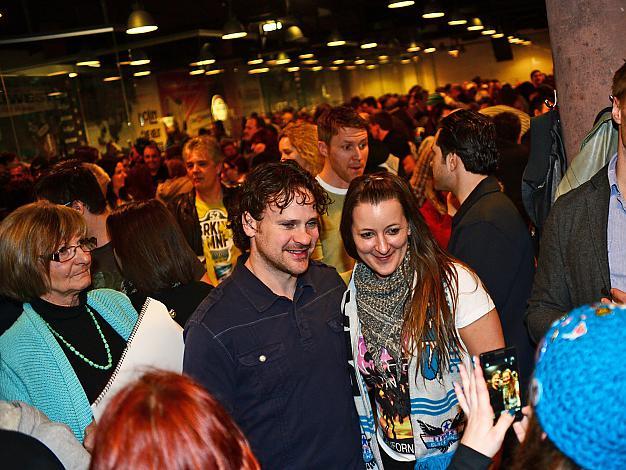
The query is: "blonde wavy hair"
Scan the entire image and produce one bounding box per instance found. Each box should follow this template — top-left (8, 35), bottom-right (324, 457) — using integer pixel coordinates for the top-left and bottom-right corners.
top-left (278, 122), bottom-right (324, 175)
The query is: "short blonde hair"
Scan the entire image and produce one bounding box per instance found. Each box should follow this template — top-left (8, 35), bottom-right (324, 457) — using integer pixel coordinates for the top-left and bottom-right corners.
top-left (278, 122), bottom-right (324, 175)
top-left (182, 136), bottom-right (224, 164)
top-left (0, 201), bottom-right (87, 302)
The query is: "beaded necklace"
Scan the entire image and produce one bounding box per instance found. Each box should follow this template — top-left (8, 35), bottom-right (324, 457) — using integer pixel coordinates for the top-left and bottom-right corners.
top-left (42, 304), bottom-right (112, 370)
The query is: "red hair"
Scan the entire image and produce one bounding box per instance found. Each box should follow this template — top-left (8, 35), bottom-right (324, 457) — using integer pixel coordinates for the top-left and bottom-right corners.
top-left (90, 371), bottom-right (260, 470)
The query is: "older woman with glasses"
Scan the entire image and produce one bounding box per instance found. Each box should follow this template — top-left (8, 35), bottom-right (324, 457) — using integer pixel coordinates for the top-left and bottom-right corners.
top-left (0, 201), bottom-right (138, 443)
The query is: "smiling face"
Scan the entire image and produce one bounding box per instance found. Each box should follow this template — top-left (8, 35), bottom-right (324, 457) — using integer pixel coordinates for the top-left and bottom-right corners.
top-left (351, 198), bottom-right (410, 278)
top-left (244, 190), bottom-right (320, 279)
top-left (44, 234), bottom-right (92, 305)
top-left (319, 127), bottom-right (368, 188)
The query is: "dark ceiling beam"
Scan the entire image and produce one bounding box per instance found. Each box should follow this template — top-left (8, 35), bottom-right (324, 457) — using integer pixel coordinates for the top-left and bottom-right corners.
top-left (3, 29), bottom-right (248, 74)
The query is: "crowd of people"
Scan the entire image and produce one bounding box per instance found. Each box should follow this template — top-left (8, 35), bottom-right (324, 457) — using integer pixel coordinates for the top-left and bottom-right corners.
top-left (0, 63), bottom-right (623, 469)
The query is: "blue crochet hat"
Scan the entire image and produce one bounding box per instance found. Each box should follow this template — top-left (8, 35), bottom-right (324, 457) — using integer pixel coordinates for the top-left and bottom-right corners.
top-left (532, 303), bottom-right (626, 469)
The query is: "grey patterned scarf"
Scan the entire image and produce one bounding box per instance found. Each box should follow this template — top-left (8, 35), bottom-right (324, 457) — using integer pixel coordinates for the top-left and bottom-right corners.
top-left (354, 252), bottom-right (413, 374)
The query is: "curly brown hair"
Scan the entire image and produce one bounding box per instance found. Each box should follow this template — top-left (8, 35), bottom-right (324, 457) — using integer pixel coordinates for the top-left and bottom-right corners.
top-left (228, 160), bottom-right (331, 252)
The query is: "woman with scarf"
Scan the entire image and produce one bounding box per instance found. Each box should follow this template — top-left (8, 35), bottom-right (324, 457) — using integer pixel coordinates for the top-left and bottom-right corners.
top-left (339, 172), bottom-right (504, 469)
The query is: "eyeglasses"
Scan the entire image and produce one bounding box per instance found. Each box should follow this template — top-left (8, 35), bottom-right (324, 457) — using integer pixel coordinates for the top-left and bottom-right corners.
top-left (47, 237), bottom-right (98, 262)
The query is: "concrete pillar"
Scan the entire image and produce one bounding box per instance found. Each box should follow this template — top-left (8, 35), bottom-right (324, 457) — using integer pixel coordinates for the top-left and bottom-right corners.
top-left (545, 0), bottom-right (626, 162)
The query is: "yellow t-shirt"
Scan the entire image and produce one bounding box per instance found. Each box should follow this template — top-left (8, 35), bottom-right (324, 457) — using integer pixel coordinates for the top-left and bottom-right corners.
top-left (195, 196), bottom-right (240, 285)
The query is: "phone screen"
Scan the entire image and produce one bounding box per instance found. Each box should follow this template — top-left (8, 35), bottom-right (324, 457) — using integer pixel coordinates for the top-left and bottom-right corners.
top-left (479, 346), bottom-right (522, 418)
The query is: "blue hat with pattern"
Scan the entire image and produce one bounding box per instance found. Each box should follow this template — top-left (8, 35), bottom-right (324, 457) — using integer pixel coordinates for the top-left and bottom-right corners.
top-left (532, 303), bottom-right (626, 469)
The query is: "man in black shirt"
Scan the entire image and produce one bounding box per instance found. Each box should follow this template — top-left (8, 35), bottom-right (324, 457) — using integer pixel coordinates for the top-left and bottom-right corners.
top-left (183, 161), bottom-right (364, 469)
top-left (431, 110), bottom-right (535, 399)
top-left (369, 111), bottom-right (415, 178)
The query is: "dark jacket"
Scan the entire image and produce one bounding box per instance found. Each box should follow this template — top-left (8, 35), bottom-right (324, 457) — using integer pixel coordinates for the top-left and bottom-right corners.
top-left (526, 165), bottom-right (610, 343)
top-left (167, 187), bottom-right (238, 257)
top-left (168, 190), bottom-right (203, 256)
top-left (448, 176), bottom-right (535, 399)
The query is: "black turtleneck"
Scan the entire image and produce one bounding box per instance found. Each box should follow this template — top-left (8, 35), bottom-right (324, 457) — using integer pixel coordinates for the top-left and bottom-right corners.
top-left (30, 293), bottom-right (125, 404)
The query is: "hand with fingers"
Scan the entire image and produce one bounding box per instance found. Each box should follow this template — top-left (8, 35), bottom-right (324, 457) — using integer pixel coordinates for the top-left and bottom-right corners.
top-left (512, 405), bottom-right (532, 443)
top-left (453, 358), bottom-right (516, 458)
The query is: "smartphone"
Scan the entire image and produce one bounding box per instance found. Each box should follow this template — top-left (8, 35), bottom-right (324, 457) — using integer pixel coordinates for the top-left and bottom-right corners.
top-left (479, 346), bottom-right (523, 420)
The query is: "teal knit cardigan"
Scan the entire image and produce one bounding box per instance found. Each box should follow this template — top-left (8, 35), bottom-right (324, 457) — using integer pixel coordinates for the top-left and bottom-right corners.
top-left (0, 289), bottom-right (137, 442)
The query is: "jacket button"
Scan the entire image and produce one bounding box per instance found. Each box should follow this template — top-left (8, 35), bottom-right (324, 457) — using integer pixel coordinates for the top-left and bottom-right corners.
top-left (259, 355), bottom-right (267, 362)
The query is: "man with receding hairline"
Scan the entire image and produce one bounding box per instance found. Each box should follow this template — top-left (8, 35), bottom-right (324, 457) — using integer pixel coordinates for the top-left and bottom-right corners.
top-left (316, 105), bottom-right (369, 279)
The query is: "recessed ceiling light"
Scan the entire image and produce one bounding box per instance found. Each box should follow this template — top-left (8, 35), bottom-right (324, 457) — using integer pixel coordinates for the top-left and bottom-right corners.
top-left (248, 67), bottom-right (270, 74)
top-left (247, 58), bottom-right (264, 65)
top-left (68, 72), bottom-right (78, 78)
top-left (205, 69), bottom-right (224, 75)
top-left (481, 29), bottom-right (496, 35)
top-left (311, 65), bottom-right (323, 71)
top-left (302, 59), bottom-right (318, 65)
top-left (133, 70), bottom-right (151, 77)
top-left (103, 76), bottom-right (121, 82)
top-left (354, 58), bottom-right (366, 65)
top-left (388, 0), bottom-right (415, 8)
top-left (189, 69), bottom-right (205, 76)
top-left (360, 42), bottom-right (378, 49)
top-left (287, 66), bottom-right (300, 72)
top-left (262, 20), bottom-right (282, 32)
top-left (190, 59), bottom-right (216, 67)
top-left (76, 60), bottom-right (101, 67)
top-left (332, 59), bottom-right (345, 64)
top-left (327, 39), bottom-right (346, 47)
top-left (299, 53), bottom-right (314, 59)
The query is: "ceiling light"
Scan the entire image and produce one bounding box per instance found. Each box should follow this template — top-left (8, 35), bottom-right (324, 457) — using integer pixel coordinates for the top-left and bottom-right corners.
top-left (311, 66), bottom-right (323, 71)
top-left (400, 58), bottom-right (411, 64)
top-left (247, 56), bottom-right (264, 65)
top-left (47, 70), bottom-right (69, 77)
top-left (423, 43), bottom-right (436, 53)
top-left (190, 43), bottom-right (215, 67)
top-left (275, 52), bottom-right (291, 65)
top-left (299, 53), bottom-right (314, 59)
top-left (133, 70), bottom-right (151, 77)
top-left (387, 0), bottom-right (415, 8)
top-left (329, 66), bottom-right (340, 71)
top-left (447, 12), bottom-right (467, 26)
top-left (302, 59), bottom-right (318, 65)
top-left (467, 18), bottom-right (484, 31)
top-left (206, 69), bottom-right (224, 76)
top-left (522, 40), bottom-right (532, 46)
top-left (76, 60), bottom-right (100, 67)
top-left (360, 41), bottom-right (377, 49)
top-left (222, 17), bottom-right (247, 39)
top-left (509, 37), bottom-right (522, 44)
top-left (448, 46), bottom-right (460, 57)
top-left (354, 58), bottom-right (366, 65)
top-left (287, 66), bottom-right (300, 72)
top-left (422, 0), bottom-right (445, 18)
top-left (378, 55), bottom-right (389, 60)
top-left (126, 6), bottom-right (158, 35)
top-left (332, 59), bottom-right (345, 64)
top-left (262, 20), bottom-right (282, 32)
top-left (68, 72), bottom-right (78, 78)
top-left (248, 67), bottom-right (270, 74)
top-left (103, 76), bottom-right (121, 82)
top-left (47, 91), bottom-right (63, 97)
top-left (492, 32), bottom-right (504, 39)
top-left (345, 65), bottom-right (357, 70)
top-left (481, 28), bottom-right (496, 35)
top-left (407, 42), bottom-right (421, 53)
top-left (366, 64), bottom-right (378, 70)
top-left (327, 30), bottom-right (346, 47)
top-left (126, 50), bottom-right (150, 66)
top-left (189, 69), bottom-right (205, 75)
top-left (285, 24), bottom-right (306, 42)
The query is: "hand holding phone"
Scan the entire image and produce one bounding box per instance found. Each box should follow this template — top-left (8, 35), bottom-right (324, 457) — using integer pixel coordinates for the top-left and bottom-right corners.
top-left (453, 358), bottom-right (515, 458)
top-left (479, 346), bottom-right (523, 420)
